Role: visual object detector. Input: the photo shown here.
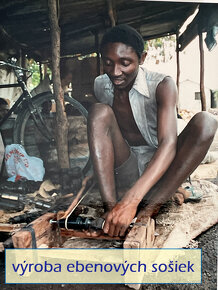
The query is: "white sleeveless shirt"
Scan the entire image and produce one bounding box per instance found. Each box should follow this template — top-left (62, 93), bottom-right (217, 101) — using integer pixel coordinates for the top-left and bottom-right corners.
top-left (94, 67), bottom-right (167, 174)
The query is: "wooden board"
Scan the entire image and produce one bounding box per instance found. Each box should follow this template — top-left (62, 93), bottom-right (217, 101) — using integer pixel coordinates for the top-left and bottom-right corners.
top-left (154, 180), bottom-right (218, 248)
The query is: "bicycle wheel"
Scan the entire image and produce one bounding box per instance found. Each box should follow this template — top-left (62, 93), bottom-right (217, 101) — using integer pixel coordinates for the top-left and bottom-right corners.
top-left (13, 92), bottom-right (91, 175)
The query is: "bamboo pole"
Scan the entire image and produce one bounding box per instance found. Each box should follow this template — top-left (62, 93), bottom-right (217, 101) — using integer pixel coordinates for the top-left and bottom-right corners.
top-left (199, 32), bottom-right (206, 111)
top-left (48, 0), bottom-right (70, 168)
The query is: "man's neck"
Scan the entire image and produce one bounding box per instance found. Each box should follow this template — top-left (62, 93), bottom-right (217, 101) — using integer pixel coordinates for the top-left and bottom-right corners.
top-left (114, 78), bottom-right (136, 96)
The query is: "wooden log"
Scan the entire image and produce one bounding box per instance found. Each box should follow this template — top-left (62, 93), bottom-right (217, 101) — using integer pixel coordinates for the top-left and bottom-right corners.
top-left (124, 215), bottom-right (155, 290)
top-left (12, 212), bottom-right (61, 248)
top-left (124, 216), bottom-right (155, 249)
top-left (146, 218), bottom-right (155, 248)
top-left (124, 223), bottom-right (147, 249)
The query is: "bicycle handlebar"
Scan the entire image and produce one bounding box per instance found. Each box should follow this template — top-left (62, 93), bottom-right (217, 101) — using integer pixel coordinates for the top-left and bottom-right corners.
top-left (0, 60), bottom-right (30, 72)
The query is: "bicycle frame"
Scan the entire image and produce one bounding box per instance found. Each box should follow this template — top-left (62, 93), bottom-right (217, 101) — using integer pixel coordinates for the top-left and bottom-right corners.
top-left (0, 60), bottom-right (53, 141)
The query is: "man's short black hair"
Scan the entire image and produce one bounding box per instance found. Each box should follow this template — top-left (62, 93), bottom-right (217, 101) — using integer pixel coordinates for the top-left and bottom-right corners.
top-left (100, 24), bottom-right (145, 58)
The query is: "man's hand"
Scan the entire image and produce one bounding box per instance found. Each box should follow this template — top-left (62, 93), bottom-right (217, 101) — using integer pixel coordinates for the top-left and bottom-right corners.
top-left (103, 202), bottom-right (137, 237)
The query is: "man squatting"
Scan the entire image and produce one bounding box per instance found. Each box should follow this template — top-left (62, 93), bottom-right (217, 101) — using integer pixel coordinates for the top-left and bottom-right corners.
top-left (87, 25), bottom-right (218, 237)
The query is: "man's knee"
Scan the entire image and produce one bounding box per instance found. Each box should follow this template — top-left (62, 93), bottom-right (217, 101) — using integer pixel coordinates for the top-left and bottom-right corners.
top-left (190, 112), bottom-right (217, 143)
top-left (88, 103), bottom-right (114, 127)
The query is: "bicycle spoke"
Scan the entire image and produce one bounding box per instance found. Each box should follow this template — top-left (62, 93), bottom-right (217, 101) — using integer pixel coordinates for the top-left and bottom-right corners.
top-left (28, 109), bottom-right (54, 142)
top-left (14, 92), bottom-right (91, 175)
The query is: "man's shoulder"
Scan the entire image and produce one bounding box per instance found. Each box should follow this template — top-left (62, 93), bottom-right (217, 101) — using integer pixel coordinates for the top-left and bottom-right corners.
top-left (94, 73), bottom-right (110, 85)
top-left (94, 74), bottom-right (113, 105)
top-left (144, 68), bottom-right (166, 83)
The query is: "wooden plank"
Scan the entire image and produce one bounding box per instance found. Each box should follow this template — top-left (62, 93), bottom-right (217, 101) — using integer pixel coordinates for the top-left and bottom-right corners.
top-left (124, 224), bottom-right (147, 249)
top-left (124, 215), bottom-right (155, 290)
top-left (124, 216), bottom-right (149, 249)
top-left (154, 180), bottom-right (218, 248)
top-left (60, 228), bottom-right (123, 241)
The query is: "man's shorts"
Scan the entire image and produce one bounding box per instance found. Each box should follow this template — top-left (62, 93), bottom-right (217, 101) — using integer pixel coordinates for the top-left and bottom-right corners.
top-left (114, 144), bottom-right (156, 189)
top-left (114, 118), bottom-right (187, 189)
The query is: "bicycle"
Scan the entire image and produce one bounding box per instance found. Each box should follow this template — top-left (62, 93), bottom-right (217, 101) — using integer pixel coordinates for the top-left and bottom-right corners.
top-left (0, 58), bottom-right (91, 175)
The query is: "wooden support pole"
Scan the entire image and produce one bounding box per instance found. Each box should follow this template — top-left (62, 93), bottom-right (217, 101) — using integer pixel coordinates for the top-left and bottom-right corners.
top-left (106, 0), bottom-right (116, 27)
top-left (48, 0), bottom-right (70, 168)
top-left (21, 49), bottom-right (27, 84)
top-left (95, 32), bottom-right (101, 75)
top-left (199, 32), bottom-right (207, 111)
top-left (44, 63), bottom-right (48, 76)
top-left (39, 62), bottom-right (43, 81)
top-left (176, 31), bottom-right (180, 112)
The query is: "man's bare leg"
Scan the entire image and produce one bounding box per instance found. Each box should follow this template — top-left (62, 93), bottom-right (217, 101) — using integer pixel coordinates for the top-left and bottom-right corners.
top-left (88, 103), bottom-right (130, 211)
top-left (142, 112), bottom-right (217, 216)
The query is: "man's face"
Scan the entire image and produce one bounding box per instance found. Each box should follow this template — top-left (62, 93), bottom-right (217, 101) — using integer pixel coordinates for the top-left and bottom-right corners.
top-left (101, 42), bottom-right (142, 90)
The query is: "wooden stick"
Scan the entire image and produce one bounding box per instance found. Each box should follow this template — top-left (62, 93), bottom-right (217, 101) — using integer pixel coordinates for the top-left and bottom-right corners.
top-left (0, 223), bottom-right (26, 233)
top-left (57, 176), bottom-right (93, 220)
top-left (106, 0), bottom-right (116, 27)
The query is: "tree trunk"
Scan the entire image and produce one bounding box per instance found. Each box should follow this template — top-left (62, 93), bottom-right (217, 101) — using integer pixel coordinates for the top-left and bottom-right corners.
top-left (48, 0), bottom-right (70, 168)
top-left (199, 32), bottom-right (207, 111)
